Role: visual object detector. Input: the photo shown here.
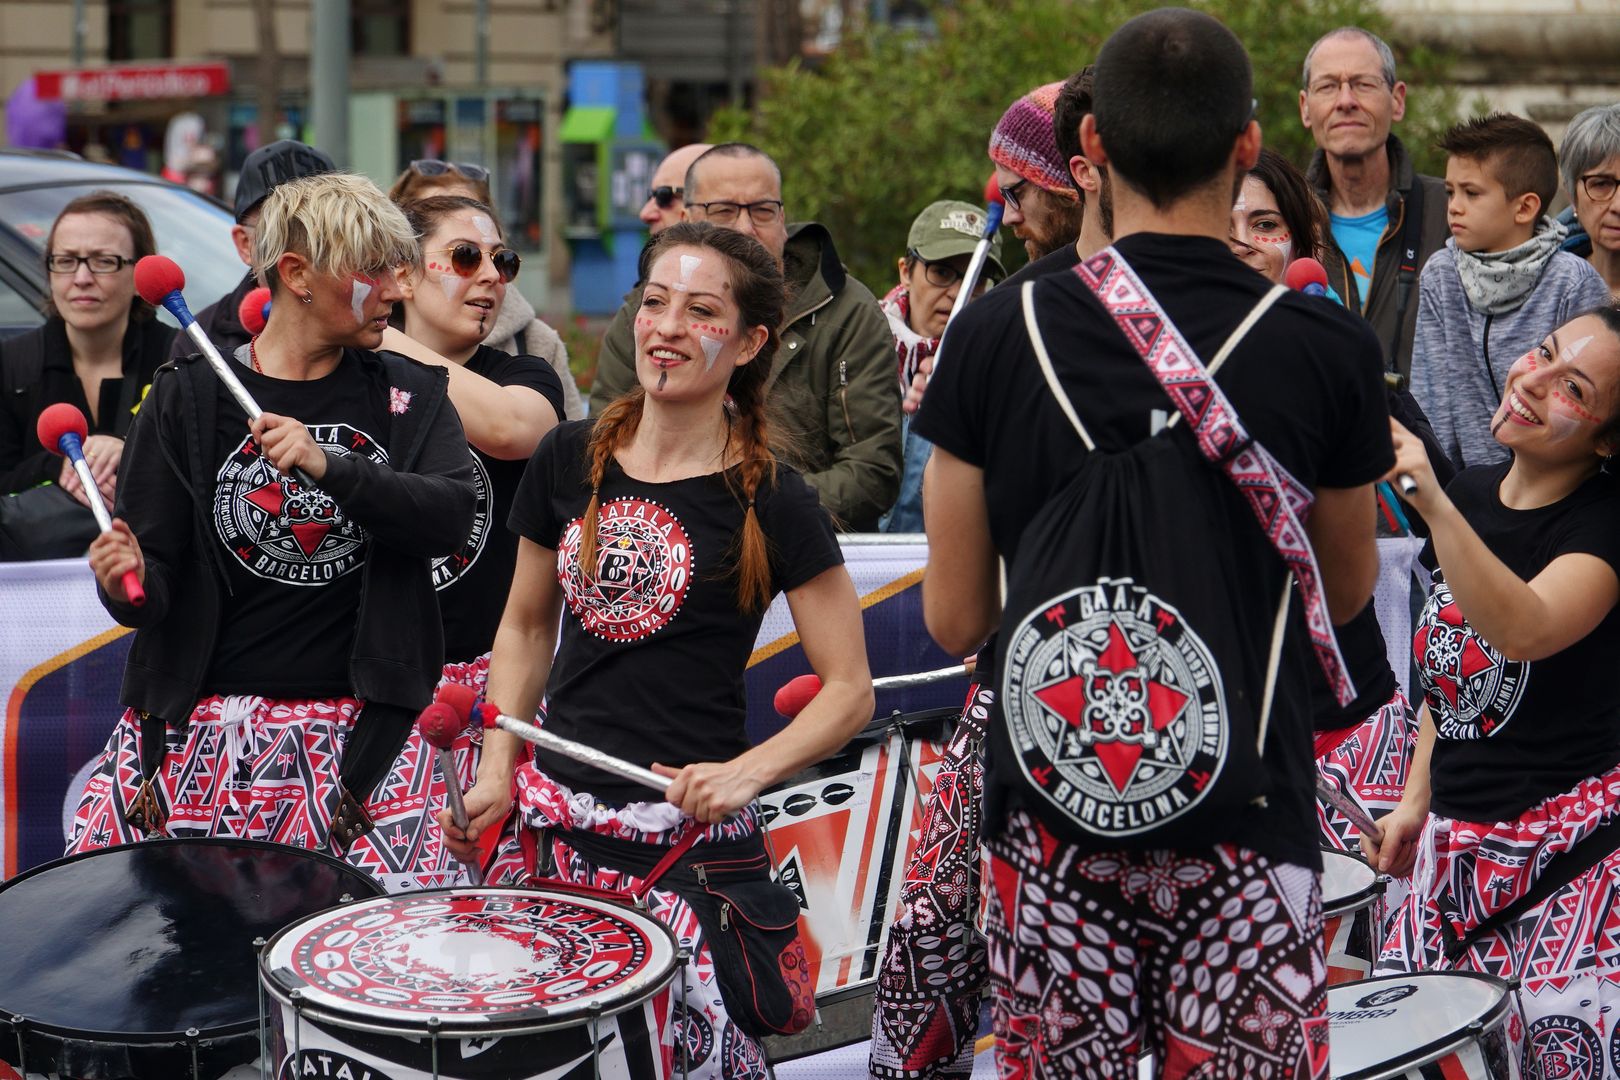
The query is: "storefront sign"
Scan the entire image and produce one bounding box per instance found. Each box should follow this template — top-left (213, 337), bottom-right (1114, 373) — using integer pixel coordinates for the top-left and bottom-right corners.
top-left (34, 62), bottom-right (231, 103)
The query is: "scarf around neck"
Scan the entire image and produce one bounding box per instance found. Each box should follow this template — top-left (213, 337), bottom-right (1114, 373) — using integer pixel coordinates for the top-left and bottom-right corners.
top-left (1453, 216), bottom-right (1568, 315)
top-left (881, 284), bottom-right (940, 392)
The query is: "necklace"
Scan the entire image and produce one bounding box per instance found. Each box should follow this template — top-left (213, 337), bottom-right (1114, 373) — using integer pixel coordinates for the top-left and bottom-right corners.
top-left (249, 339), bottom-right (264, 375)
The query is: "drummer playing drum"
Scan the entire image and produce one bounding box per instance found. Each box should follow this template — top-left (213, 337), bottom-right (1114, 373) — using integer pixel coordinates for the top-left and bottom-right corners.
top-left (442, 222), bottom-right (873, 1079)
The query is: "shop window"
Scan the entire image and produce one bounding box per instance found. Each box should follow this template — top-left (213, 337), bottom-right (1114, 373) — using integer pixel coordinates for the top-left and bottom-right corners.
top-left (354, 1), bottom-right (409, 58)
top-left (108, 0), bottom-right (173, 62)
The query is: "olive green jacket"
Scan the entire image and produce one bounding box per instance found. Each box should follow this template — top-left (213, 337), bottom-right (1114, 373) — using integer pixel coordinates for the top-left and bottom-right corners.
top-left (590, 222), bottom-right (902, 531)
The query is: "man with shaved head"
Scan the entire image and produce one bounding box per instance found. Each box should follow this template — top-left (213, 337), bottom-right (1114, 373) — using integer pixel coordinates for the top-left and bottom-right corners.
top-left (638, 142), bottom-right (712, 235)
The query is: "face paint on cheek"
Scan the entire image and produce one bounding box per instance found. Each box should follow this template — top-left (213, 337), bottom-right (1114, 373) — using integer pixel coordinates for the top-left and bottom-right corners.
top-left (1506, 350), bottom-right (1539, 381)
top-left (675, 255), bottom-right (702, 292)
top-left (435, 268), bottom-right (462, 301)
top-left (699, 335), bottom-right (724, 370)
top-left (1549, 389), bottom-right (1602, 441)
top-left (350, 276), bottom-right (375, 326)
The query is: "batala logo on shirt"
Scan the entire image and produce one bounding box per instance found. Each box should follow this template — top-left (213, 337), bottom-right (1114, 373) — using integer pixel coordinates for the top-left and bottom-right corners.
top-left (1001, 578), bottom-right (1227, 837)
top-left (214, 424), bottom-right (387, 585)
top-left (557, 496), bottom-right (693, 642)
top-left (1414, 579), bottom-right (1528, 740)
top-left (432, 452), bottom-right (491, 590)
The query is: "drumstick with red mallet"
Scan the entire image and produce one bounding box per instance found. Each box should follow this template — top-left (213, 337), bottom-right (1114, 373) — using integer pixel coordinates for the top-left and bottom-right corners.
top-left (133, 257), bottom-right (318, 491)
top-left (37, 402), bottom-right (144, 606)
top-left (418, 682), bottom-right (484, 886)
top-left (238, 285), bottom-right (271, 337)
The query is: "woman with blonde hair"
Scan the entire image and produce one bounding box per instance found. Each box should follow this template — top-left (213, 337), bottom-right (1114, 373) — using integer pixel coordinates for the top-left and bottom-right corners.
top-left (442, 222), bottom-right (873, 1076)
top-left (73, 172), bottom-right (476, 857)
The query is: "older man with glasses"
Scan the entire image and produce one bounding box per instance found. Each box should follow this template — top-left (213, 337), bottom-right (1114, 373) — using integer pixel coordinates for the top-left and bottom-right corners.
top-left (591, 142), bottom-right (902, 532)
top-left (1300, 27), bottom-right (1448, 379)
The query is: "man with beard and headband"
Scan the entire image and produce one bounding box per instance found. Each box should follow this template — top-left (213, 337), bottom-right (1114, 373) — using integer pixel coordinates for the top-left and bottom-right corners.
top-left (591, 143), bottom-right (900, 531)
top-left (999, 65), bottom-right (1115, 290)
top-left (915, 9), bottom-right (1389, 1074)
top-left (988, 82), bottom-right (1084, 267)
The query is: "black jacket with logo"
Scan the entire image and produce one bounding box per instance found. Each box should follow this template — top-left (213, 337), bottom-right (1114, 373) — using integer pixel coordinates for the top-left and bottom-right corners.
top-left (101, 348), bottom-right (476, 722)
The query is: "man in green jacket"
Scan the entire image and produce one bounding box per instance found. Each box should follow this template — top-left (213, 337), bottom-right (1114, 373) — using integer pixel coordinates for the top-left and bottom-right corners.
top-left (589, 143), bottom-right (902, 531)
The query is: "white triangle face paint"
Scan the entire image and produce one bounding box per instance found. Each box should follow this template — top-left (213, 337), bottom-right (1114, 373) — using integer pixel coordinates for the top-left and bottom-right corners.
top-left (351, 277), bottom-right (374, 325)
top-left (700, 335), bottom-right (724, 370)
top-left (675, 254), bottom-right (702, 291)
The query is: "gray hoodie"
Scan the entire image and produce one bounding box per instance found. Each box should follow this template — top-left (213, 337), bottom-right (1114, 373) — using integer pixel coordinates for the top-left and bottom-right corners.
top-left (1410, 240), bottom-right (1611, 468)
top-left (484, 287), bottom-right (583, 420)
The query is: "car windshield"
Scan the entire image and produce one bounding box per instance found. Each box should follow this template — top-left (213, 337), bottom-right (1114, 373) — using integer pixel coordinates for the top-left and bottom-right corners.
top-left (0, 182), bottom-right (242, 323)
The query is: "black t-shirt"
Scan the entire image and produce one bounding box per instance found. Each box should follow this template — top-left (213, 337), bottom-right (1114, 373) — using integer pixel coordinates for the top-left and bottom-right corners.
top-left (995, 241), bottom-right (1083, 293)
top-left (435, 345), bottom-right (566, 663)
top-left (1420, 464), bottom-right (1620, 823)
top-left (915, 233), bottom-right (1392, 866)
top-left (204, 353), bottom-right (391, 698)
top-left (509, 420), bottom-right (844, 802)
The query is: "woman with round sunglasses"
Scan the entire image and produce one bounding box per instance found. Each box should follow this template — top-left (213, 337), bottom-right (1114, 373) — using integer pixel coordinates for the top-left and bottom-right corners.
top-left (0, 192), bottom-right (174, 513)
top-left (389, 160), bottom-right (582, 419)
top-left (344, 195), bottom-right (566, 889)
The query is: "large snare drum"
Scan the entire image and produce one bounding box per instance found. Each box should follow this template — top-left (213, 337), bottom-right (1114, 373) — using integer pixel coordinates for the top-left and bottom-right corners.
top-left (1328, 972), bottom-right (1521, 1079)
top-left (0, 838), bottom-right (381, 1080)
top-left (1321, 847), bottom-right (1384, 986)
top-left (260, 888), bottom-right (680, 1079)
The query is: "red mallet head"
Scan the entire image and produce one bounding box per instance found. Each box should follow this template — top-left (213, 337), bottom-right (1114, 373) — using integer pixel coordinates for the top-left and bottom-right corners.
top-left (416, 702), bottom-right (462, 751)
top-left (773, 674), bottom-right (822, 720)
top-left (36, 402), bottom-right (88, 456)
top-left (133, 255), bottom-right (186, 307)
top-left (238, 286), bottom-right (272, 336)
top-left (435, 682), bottom-right (479, 725)
top-left (984, 174), bottom-right (1003, 206)
top-left (1283, 256), bottom-right (1329, 293)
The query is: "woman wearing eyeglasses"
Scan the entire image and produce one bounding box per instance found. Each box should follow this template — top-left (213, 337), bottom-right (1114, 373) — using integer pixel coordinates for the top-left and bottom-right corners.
top-left (390, 159), bottom-right (582, 419)
top-left (1558, 104), bottom-right (1620, 296)
top-left (349, 195), bottom-right (565, 889)
top-left (0, 191), bottom-right (174, 511)
top-left (879, 200), bottom-right (1004, 533)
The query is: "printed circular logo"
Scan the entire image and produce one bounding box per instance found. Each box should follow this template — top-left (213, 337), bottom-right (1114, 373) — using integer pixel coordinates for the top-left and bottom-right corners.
top-left (271, 892), bottom-right (671, 1022)
top-left (214, 424), bottom-right (387, 585)
top-left (557, 497), bottom-right (693, 641)
top-left (1413, 580), bottom-right (1528, 739)
top-left (1354, 984), bottom-right (1418, 1009)
top-left (1000, 579), bottom-right (1227, 837)
top-left (433, 451), bottom-right (491, 591)
top-left (1531, 1015), bottom-right (1601, 1080)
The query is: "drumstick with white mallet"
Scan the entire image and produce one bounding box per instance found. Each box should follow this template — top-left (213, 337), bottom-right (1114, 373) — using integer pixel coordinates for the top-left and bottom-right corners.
top-left (772, 659), bottom-right (978, 719)
top-left (132, 256), bottom-right (319, 491)
top-left (417, 683), bottom-right (484, 886)
top-left (37, 402), bottom-right (145, 606)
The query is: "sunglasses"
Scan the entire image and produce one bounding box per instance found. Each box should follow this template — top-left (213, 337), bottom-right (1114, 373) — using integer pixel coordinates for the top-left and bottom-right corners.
top-left (424, 243), bottom-right (521, 283)
top-left (409, 159), bottom-right (491, 183)
top-left (649, 185), bottom-right (682, 209)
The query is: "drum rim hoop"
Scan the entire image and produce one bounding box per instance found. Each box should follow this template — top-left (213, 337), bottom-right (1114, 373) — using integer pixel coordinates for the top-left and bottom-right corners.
top-left (1330, 971), bottom-right (1512, 1080)
top-left (1320, 847), bottom-right (1383, 913)
top-left (0, 836), bottom-right (383, 898)
top-left (259, 886), bottom-right (682, 1034)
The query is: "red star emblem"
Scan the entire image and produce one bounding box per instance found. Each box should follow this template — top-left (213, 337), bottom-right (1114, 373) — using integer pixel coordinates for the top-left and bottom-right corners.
top-left (242, 479), bottom-right (332, 557)
top-left (1032, 621), bottom-right (1189, 795)
top-left (1419, 599), bottom-right (1496, 712)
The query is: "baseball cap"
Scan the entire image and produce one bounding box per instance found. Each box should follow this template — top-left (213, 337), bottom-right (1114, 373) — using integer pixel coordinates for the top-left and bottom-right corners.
top-left (907, 200), bottom-right (1006, 279)
top-left (234, 140), bottom-right (337, 222)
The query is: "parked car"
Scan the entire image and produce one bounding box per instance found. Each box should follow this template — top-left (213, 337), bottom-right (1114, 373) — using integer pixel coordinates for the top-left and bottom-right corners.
top-left (0, 149), bottom-right (240, 337)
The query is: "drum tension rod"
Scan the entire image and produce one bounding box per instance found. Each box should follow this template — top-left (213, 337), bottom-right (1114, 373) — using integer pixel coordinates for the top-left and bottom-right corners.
top-left (427, 1015), bottom-right (441, 1080)
top-left (11, 1014), bottom-right (26, 1077)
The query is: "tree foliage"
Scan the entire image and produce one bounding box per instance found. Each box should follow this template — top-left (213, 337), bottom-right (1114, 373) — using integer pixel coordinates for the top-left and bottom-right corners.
top-left (710, 0), bottom-right (1454, 292)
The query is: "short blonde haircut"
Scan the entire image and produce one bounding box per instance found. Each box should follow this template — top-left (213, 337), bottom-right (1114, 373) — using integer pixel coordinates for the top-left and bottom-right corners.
top-left (254, 172), bottom-right (420, 295)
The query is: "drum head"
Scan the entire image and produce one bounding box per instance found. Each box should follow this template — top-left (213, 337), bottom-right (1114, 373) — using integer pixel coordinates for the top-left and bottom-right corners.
top-left (0, 838), bottom-right (381, 1042)
top-left (1328, 972), bottom-right (1510, 1078)
top-left (262, 888), bottom-right (680, 1033)
top-left (1320, 848), bottom-right (1379, 912)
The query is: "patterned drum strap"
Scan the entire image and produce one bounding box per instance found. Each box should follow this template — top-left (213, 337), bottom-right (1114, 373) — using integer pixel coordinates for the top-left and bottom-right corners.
top-left (1073, 248), bottom-right (1356, 706)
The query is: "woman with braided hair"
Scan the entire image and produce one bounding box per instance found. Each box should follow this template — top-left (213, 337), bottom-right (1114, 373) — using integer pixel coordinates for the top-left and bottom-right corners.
top-left (442, 222), bottom-right (872, 1078)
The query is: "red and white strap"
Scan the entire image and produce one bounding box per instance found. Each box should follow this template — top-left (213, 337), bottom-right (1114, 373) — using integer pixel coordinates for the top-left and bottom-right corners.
top-left (1072, 247), bottom-right (1355, 706)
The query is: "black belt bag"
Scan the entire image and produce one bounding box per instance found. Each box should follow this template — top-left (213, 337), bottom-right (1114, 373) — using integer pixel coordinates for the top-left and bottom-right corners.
top-left (558, 824), bottom-right (814, 1040)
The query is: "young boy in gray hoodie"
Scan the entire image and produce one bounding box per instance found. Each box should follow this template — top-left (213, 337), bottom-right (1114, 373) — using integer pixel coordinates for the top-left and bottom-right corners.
top-left (1411, 113), bottom-right (1611, 467)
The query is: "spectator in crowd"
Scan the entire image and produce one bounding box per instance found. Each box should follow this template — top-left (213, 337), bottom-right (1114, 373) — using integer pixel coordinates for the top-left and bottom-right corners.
top-left (390, 158), bottom-right (582, 419)
top-left (879, 200), bottom-right (1004, 533)
top-left (165, 140), bottom-right (334, 367)
top-left (639, 142), bottom-right (713, 236)
top-left (988, 81), bottom-right (1084, 266)
top-left (0, 192), bottom-right (173, 507)
top-left (1557, 103), bottom-right (1620, 296)
top-left (1230, 147), bottom-right (1332, 283)
top-left (1301, 27), bottom-right (1449, 378)
top-left (1000, 65), bottom-right (1114, 289)
top-left (1411, 114), bottom-right (1610, 468)
top-left (590, 143), bottom-right (902, 531)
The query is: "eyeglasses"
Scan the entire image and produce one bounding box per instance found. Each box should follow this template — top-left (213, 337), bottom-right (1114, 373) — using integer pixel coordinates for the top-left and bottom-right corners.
top-left (906, 249), bottom-right (990, 290)
top-left (1579, 173), bottom-right (1619, 203)
top-left (409, 159), bottom-right (491, 184)
top-left (424, 243), bottom-right (521, 283)
top-left (46, 253), bottom-right (134, 274)
top-left (689, 200), bottom-right (785, 227)
top-left (999, 178), bottom-right (1029, 213)
top-left (1306, 75), bottom-right (1389, 100)
top-left (649, 185), bottom-right (682, 209)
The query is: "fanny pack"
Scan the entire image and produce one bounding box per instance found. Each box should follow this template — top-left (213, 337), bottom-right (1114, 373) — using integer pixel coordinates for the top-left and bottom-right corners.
top-left (546, 823), bottom-right (814, 1040)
